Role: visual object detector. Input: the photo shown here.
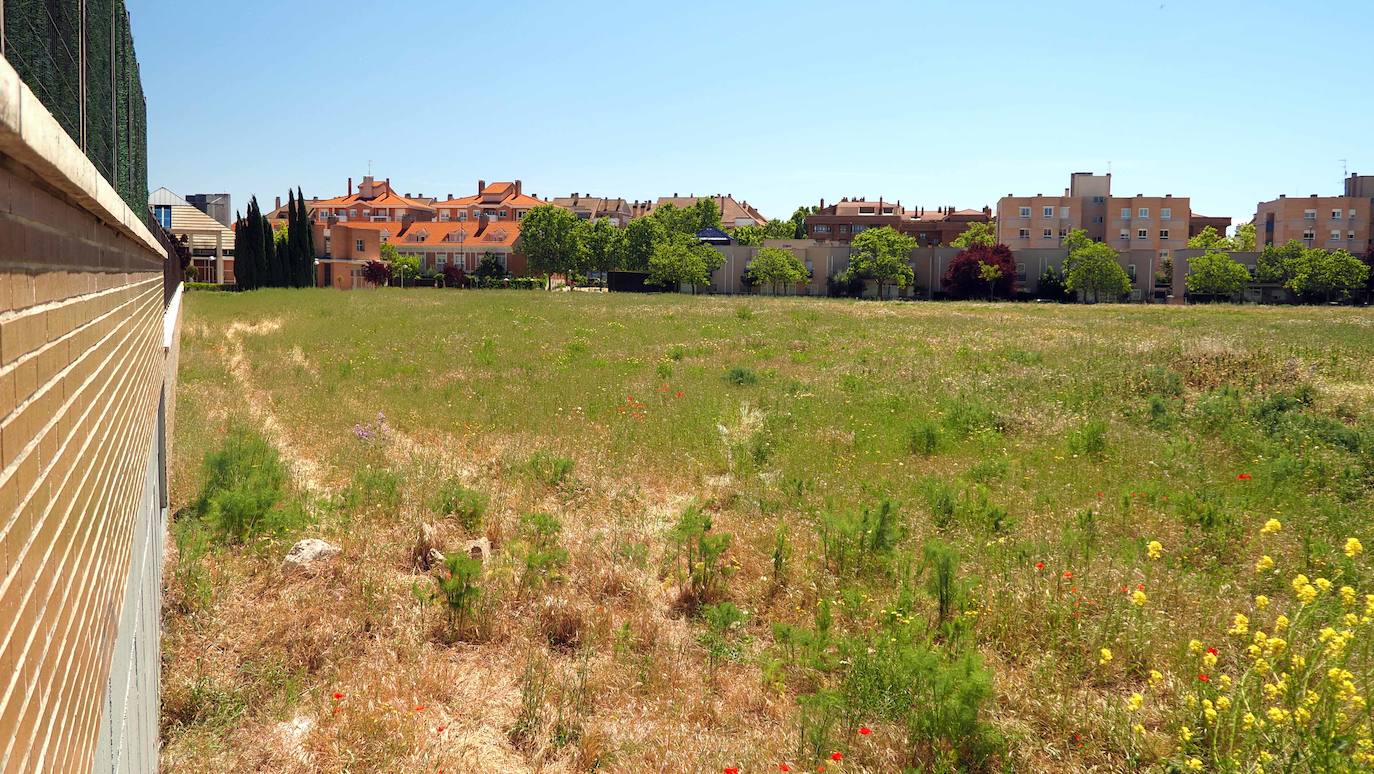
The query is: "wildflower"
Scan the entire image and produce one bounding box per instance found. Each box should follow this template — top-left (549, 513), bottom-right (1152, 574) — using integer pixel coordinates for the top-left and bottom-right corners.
top-left (414, 705), bottom-right (426, 712)
top-left (1268, 707), bottom-right (1289, 724)
top-left (1229, 613), bottom-right (1250, 636)
top-left (725, 768), bottom-right (739, 774)
top-left (1275, 614), bottom-right (1290, 632)
top-left (830, 752), bottom-right (843, 762)
top-left (1132, 723), bottom-right (1145, 735)
top-left (1147, 540), bottom-right (1163, 560)
top-left (1132, 590), bottom-right (1148, 607)
top-left (1255, 555), bottom-right (1275, 572)
top-left (1099, 647), bottom-right (1113, 665)
top-left (1203, 651), bottom-right (1218, 669)
top-left (1064, 570), bottom-right (1074, 579)
top-left (1179, 726), bottom-right (1194, 743)
top-left (332, 692), bottom-right (344, 700)
top-left (1243, 712), bottom-right (1257, 729)
top-left (1255, 594), bottom-right (1270, 609)
top-left (1219, 675), bottom-right (1232, 690)
top-left (1216, 696), bottom-right (1231, 711)
top-left (1261, 518), bottom-right (1282, 534)
top-left (1341, 586), bottom-right (1357, 606)
top-left (779, 766), bottom-right (790, 773)
top-left (858, 726), bottom-right (871, 736)
top-left (1344, 536), bottom-right (1364, 558)
top-left (1186, 758), bottom-right (1203, 771)
top-left (1189, 639), bottom-right (1204, 654)
top-left (1149, 669), bottom-right (1164, 687)
top-left (436, 724), bottom-right (446, 732)
top-left (1315, 577), bottom-right (1333, 593)
top-left (1199, 673), bottom-right (1211, 682)
top-left (674, 390), bottom-right (684, 399)
top-left (1127, 693), bottom-right (1144, 711)
top-left (1035, 561), bottom-right (1045, 571)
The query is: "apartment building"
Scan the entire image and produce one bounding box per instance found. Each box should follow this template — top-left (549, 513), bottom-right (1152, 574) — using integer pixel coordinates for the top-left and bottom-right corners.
top-left (279, 175), bottom-right (437, 224)
top-left (432, 179), bottom-right (544, 223)
top-left (804, 198), bottom-right (991, 245)
top-left (150, 187), bottom-right (236, 284)
top-left (550, 193), bottom-right (633, 226)
top-left (631, 193), bottom-right (767, 227)
top-left (1253, 174), bottom-right (1374, 255)
top-left (996, 172), bottom-right (1113, 246)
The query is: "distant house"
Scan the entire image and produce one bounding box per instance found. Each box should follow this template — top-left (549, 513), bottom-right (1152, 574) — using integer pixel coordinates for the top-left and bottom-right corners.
top-left (631, 193), bottom-right (767, 228)
top-left (549, 193), bottom-right (633, 226)
top-left (149, 187), bottom-right (236, 283)
top-left (804, 196), bottom-right (992, 246)
top-left (696, 227), bottom-right (733, 245)
top-left (276, 175), bottom-right (437, 225)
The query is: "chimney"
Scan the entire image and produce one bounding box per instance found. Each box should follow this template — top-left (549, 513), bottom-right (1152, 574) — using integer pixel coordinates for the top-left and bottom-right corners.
top-left (275, 196), bottom-right (281, 210)
top-left (514, 180), bottom-right (522, 195)
top-left (479, 179), bottom-right (486, 192)
top-left (819, 198), bottom-right (825, 209)
top-left (1311, 193), bottom-right (1318, 198)
top-left (673, 192), bottom-right (678, 197)
top-left (1279, 194), bottom-right (1286, 199)
top-left (405, 192), bottom-right (411, 198)
top-left (348, 177), bottom-right (353, 195)
top-left (1165, 194), bottom-right (1172, 198)
top-left (447, 193), bottom-right (453, 200)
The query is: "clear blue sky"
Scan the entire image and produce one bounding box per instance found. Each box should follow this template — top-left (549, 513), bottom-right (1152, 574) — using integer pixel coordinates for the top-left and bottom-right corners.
top-left (129, 0), bottom-right (1373, 228)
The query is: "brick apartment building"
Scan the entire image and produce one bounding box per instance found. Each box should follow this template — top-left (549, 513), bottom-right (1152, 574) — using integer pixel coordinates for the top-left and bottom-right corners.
top-left (997, 172), bottom-right (1230, 286)
top-left (1253, 174), bottom-right (1374, 255)
top-left (314, 179), bottom-right (537, 288)
top-left (804, 197), bottom-right (991, 246)
top-left (630, 193), bottom-right (767, 227)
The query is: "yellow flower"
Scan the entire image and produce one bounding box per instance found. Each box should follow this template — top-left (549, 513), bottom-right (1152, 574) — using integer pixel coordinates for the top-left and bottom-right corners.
top-left (1219, 674), bottom-right (1232, 690)
top-left (1132, 590), bottom-right (1148, 607)
top-left (1179, 726), bottom-right (1194, 743)
top-left (1275, 614), bottom-right (1290, 632)
top-left (1261, 518), bottom-right (1283, 535)
top-left (1255, 554), bottom-right (1275, 573)
top-left (1188, 639), bottom-right (1204, 654)
top-left (1127, 692), bottom-right (1144, 711)
top-left (1149, 669), bottom-right (1164, 687)
top-left (1242, 711), bottom-right (1257, 729)
top-left (1203, 651), bottom-right (1218, 669)
top-left (1147, 540), bottom-right (1163, 560)
top-left (1216, 696), bottom-right (1231, 711)
top-left (1268, 706), bottom-right (1289, 724)
top-left (1186, 757), bottom-right (1203, 771)
top-left (1132, 722), bottom-right (1145, 735)
top-left (1347, 537), bottom-right (1365, 558)
top-left (1315, 577), bottom-right (1333, 593)
top-left (1099, 647), bottom-right (1113, 665)
top-left (1229, 613), bottom-right (1250, 636)
top-left (1255, 594), bottom-right (1270, 609)
top-left (1341, 586), bottom-right (1357, 606)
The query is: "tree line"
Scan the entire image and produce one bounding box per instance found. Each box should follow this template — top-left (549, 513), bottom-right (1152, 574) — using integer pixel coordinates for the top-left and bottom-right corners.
top-left (232, 189), bottom-right (315, 290)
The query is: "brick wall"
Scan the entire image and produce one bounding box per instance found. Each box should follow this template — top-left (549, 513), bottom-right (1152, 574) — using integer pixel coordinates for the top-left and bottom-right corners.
top-left (0, 58), bottom-right (173, 772)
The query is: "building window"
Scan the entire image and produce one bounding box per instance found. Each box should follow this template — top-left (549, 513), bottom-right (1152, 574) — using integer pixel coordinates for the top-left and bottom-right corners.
top-left (350, 209), bottom-right (358, 217)
top-left (1333, 209), bottom-right (1343, 220)
top-left (1350, 231), bottom-right (1357, 240)
top-left (499, 209), bottom-right (508, 218)
top-left (439, 212), bottom-right (449, 221)
top-left (852, 225), bottom-right (867, 233)
top-left (1061, 207), bottom-right (1070, 218)
top-left (1137, 229), bottom-right (1148, 240)
top-left (153, 205), bottom-right (172, 229)
top-left (436, 255), bottom-right (446, 269)
top-left (1159, 249), bottom-right (1170, 259)
top-left (1120, 229), bottom-right (1130, 241)
top-left (1058, 228), bottom-right (1067, 238)
top-left (1159, 229), bottom-right (1170, 240)
top-left (1331, 230), bottom-right (1342, 241)
top-left (813, 224), bottom-right (831, 233)
top-left (1092, 196), bottom-right (1105, 204)
top-left (1161, 208), bottom-right (1172, 220)
top-left (858, 207), bottom-right (875, 215)
top-left (458, 212), bottom-right (467, 221)
top-left (1121, 208), bottom-right (1131, 220)
top-left (1043, 206), bottom-right (1054, 218)
top-left (1303, 229), bottom-right (1315, 240)
top-left (1350, 209), bottom-right (1358, 219)
top-left (1019, 206), bottom-right (1031, 218)
top-left (1138, 208), bottom-right (1149, 219)
top-left (1016, 263), bottom-right (1027, 282)
top-left (1043, 228), bottom-right (1053, 239)
top-left (355, 239), bottom-right (365, 252)
top-left (1303, 210), bottom-right (1316, 220)
top-left (1018, 228), bottom-right (1030, 239)
top-left (882, 207), bottom-right (894, 215)
top-left (1092, 216), bottom-right (1104, 224)
top-left (518, 211), bottom-right (526, 220)
top-left (1128, 264), bottom-right (1138, 281)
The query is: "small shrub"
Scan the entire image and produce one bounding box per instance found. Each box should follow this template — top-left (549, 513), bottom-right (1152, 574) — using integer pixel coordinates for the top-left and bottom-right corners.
top-left (700, 602), bottom-right (749, 680)
top-left (921, 539), bottom-right (966, 626)
top-left (669, 503), bottom-right (733, 610)
top-left (735, 305), bottom-right (755, 321)
top-left (192, 424), bottom-right (302, 544)
top-left (433, 553), bottom-right (482, 637)
top-left (942, 396), bottom-right (1005, 438)
top-left (924, 480), bottom-right (958, 531)
top-left (668, 345), bottom-right (686, 361)
top-left (343, 466), bottom-right (403, 510)
top-left (527, 451), bottom-right (575, 488)
top-left (430, 478), bottom-right (488, 532)
top-left (966, 457), bottom-right (1008, 484)
top-left (819, 499), bottom-right (902, 577)
top-left (906, 419), bottom-right (942, 456)
top-left (518, 511), bottom-right (569, 591)
top-left (725, 366), bottom-right (759, 386)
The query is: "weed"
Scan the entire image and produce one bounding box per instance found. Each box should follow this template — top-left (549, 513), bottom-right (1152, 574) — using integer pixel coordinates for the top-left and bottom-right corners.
top-left (429, 478), bottom-right (488, 532)
top-left (725, 366), bottom-right (759, 386)
top-left (735, 305), bottom-right (755, 321)
top-left (527, 450), bottom-right (575, 488)
top-left (1066, 418), bottom-right (1109, 457)
top-left (518, 511), bottom-right (569, 591)
top-left (433, 553), bottom-right (482, 637)
top-left (191, 424), bottom-right (303, 543)
top-left (906, 418), bottom-right (942, 456)
top-left (700, 602), bottom-right (748, 680)
top-left (669, 503), bottom-right (733, 610)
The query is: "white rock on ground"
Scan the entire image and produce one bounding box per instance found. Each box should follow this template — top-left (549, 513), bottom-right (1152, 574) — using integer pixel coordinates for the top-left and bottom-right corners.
top-left (282, 538), bottom-right (341, 572)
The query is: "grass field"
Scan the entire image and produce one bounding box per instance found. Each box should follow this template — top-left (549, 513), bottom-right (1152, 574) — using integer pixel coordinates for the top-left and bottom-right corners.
top-left (163, 289), bottom-right (1374, 773)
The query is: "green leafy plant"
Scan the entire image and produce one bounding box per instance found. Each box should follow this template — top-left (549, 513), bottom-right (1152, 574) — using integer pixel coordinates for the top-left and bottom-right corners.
top-left (700, 602), bottom-right (749, 680)
top-left (669, 503), bottom-right (733, 609)
top-left (725, 366), bottom-right (759, 386)
top-left (527, 450), bottom-right (575, 488)
top-left (518, 511), bottom-right (569, 591)
top-left (192, 424), bottom-right (302, 543)
top-left (433, 553), bottom-right (482, 637)
top-left (430, 478), bottom-right (488, 532)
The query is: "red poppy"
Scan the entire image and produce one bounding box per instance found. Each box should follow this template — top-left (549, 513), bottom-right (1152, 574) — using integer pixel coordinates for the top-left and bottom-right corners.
top-left (675, 390), bottom-right (684, 398)
top-left (332, 692), bottom-right (344, 700)
top-left (831, 752), bottom-right (843, 761)
top-left (436, 724), bottom-right (447, 732)
top-left (1070, 587), bottom-right (1078, 594)
top-left (1063, 571), bottom-right (1074, 579)
top-left (1198, 673), bottom-right (1210, 682)
top-left (1207, 647), bottom-right (1218, 656)
top-left (779, 766), bottom-right (791, 773)
top-left (1095, 491), bottom-right (1103, 498)
top-left (725, 768), bottom-right (739, 774)
top-left (1035, 561), bottom-right (1045, 570)
top-left (859, 725), bottom-right (872, 736)
top-left (415, 705), bottom-right (426, 711)
top-left (1137, 583), bottom-right (1145, 590)
top-left (1121, 585), bottom-right (1128, 593)
top-left (1237, 473), bottom-right (1252, 481)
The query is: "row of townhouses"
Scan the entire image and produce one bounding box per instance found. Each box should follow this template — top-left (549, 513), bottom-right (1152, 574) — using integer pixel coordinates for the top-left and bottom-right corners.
top-left (153, 170), bottom-right (1374, 295)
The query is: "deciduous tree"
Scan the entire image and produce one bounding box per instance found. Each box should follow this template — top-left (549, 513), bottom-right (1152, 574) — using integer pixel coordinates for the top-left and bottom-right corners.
top-left (1185, 251), bottom-right (1251, 301)
top-left (577, 217), bottom-right (627, 280)
top-left (943, 243), bottom-right (1015, 300)
top-left (521, 205), bottom-right (582, 289)
top-left (647, 234), bottom-right (724, 293)
top-left (624, 217), bottom-right (662, 272)
top-left (1065, 242), bottom-right (1131, 302)
top-left (844, 226), bottom-right (916, 298)
top-left (1286, 248), bottom-right (1369, 302)
top-left (950, 221), bottom-right (996, 249)
top-left (747, 247), bottom-right (808, 295)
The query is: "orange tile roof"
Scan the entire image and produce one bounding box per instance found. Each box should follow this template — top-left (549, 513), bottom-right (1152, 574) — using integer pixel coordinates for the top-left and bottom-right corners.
top-left (331, 220), bottom-right (406, 232)
top-left (392, 220), bottom-right (523, 248)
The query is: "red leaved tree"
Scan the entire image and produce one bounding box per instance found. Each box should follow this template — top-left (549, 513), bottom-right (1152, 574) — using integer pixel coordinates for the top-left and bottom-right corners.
top-left (361, 260), bottom-right (392, 287)
top-left (943, 243), bottom-right (1017, 300)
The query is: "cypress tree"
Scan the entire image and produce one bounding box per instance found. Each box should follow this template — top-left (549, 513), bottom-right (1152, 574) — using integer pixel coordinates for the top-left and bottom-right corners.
top-left (285, 189), bottom-right (299, 287)
top-left (232, 210), bottom-right (250, 289)
top-left (261, 202), bottom-right (278, 287)
top-left (299, 186), bottom-right (316, 286)
top-left (249, 197), bottom-right (269, 289)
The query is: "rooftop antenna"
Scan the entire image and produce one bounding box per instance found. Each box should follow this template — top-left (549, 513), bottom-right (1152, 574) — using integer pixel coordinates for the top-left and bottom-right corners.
top-left (368, 159), bottom-right (373, 176)
top-left (1107, 160), bottom-right (1113, 175)
top-left (1341, 158), bottom-right (1348, 177)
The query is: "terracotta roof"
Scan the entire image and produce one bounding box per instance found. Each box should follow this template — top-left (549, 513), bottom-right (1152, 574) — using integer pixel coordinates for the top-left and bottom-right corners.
top-left (550, 195), bottom-right (631, 216)
top-left (342, 219), bottom-right (521, 248)
top-left (646, 194), bottom-right (766, 226)
top-left (434, 192), bottom-right (543, 209)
